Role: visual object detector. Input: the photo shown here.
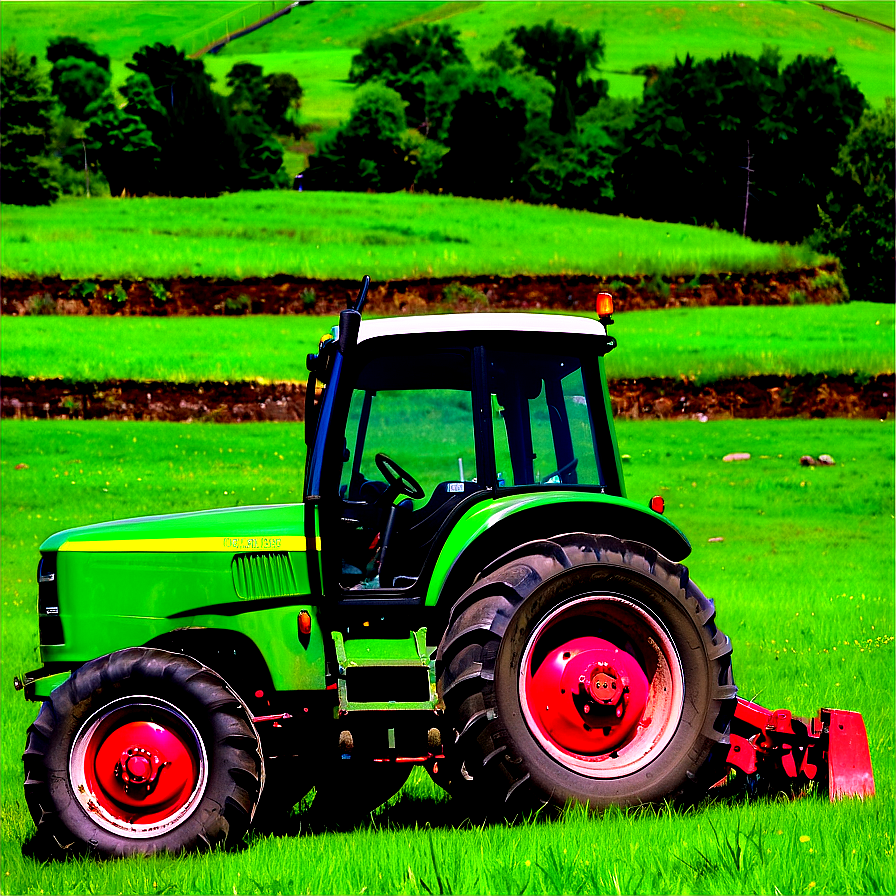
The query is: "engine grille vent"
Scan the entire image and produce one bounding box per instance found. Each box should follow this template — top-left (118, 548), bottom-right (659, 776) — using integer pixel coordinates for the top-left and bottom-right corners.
top-left (231, 552), bottom-right (298, 600)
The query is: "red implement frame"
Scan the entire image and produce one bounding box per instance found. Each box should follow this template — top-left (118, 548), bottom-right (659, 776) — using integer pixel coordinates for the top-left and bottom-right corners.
top-left (727, 698), bottom-right (875, 800)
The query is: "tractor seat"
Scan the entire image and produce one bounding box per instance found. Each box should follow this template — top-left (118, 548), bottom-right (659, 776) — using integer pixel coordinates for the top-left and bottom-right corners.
top-left (402, 481), bottom-right (485, 571)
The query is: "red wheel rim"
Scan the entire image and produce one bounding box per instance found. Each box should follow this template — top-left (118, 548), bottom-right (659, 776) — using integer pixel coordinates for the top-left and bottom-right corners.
top-left (69, 696), bottom-right (208, 838)
top-left (518, 595), bottom-right (684, 778)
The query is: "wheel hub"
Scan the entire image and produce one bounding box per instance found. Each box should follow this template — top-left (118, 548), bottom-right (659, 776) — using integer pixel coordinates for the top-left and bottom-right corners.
top-left (93, 720), bottom-right (195, 812)
top-left (529, 635), bottom-right (650, 755)
top-left (115, 744), bottom-right (171, 797)
top-left (71, 699), bottom-right (208, 834)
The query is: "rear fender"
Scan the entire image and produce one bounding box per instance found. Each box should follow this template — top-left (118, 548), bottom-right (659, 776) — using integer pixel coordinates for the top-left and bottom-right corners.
top-left (426, 493), bottom-right (690, 611)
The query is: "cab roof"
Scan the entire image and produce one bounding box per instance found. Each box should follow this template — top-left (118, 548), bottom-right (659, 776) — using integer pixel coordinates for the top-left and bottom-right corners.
top-left (356, 312), bottom-right (608, 344)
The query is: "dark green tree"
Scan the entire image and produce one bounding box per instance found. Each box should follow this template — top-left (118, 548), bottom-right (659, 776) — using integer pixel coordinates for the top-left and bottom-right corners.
top-left (811, 99), bottom-right (895, 301)
top-left (262, 71), bottom-right (303, 134)
top-left (348, 23), bottom-right (469, 124)
top-left (85, 104), bottom-right (160, 196)
top-left (304, 84), bottom-right (413, 191)
top-left (613, 51), bottom-right (866, 242)
top-left (0, 44), bottom-right (60, 205)
top-left (518, 121), bottom-right (617, 211)
top-left (227, 64), bottom-right (303, 135)
top-left (124, 42), bottom-right (240, 196)
top-left (86, 45), bottom-right (286, 196)
top-left (226, 62), bottom-right (267, 117)
top-left (46, 35), bottom-right (110, 71)
top-left (438, 80), bottom-right (529, 200)
top-left (50, 56), bottom-right (111, 120)
top-left (752, 54), bottom-right (867, 241)
top-left (509, 20), bottom-right (607, 135)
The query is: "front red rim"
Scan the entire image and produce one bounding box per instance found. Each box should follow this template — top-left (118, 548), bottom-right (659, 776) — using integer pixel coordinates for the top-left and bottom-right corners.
top-left (69, 696), bottom-right (208, 838)
top-left (518, 595), bottom-right (684, 778)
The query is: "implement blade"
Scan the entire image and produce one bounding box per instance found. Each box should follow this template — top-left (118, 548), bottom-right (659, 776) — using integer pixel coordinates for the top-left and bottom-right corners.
top-left (825, 709), bottom-right (875, 800)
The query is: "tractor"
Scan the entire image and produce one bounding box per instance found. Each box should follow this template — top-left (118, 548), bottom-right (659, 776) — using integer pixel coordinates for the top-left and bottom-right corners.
top-left (15, 277), bottom-right (874, 858)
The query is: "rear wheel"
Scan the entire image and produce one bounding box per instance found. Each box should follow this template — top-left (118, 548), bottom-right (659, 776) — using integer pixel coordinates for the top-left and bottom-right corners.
top-left (23, 648), bottom-right (263, 857)
top-left (436, 534), bottom-right (736, 813)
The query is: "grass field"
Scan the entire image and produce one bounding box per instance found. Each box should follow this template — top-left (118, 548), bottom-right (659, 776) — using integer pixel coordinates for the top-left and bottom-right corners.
top-left (2, 0), bottom-right (893, 117)
top-left (3, 303), bottom-right (892, 385)
top-left (1, 417), bottom-right (893, 894)
top-left (0, 192), bottom-right (823, 281)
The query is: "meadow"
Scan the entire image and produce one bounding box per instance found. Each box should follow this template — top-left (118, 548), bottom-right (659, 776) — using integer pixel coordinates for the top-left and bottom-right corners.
top-left (2, 0), bottom-right (893, 119)
top-left (1, 417), bottom-right (893, 895)
top-left (0, 192), bottom-right (824, 281)
top-left (3, 303), bottom-right (892, 386)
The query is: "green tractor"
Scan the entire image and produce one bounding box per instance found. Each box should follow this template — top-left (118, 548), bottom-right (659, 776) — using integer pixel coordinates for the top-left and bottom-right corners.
top-left (16, 278), bottom-right (873, 858)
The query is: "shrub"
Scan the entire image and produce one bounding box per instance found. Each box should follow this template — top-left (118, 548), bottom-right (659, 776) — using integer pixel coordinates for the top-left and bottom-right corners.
top-left (67, 280), bottom-right (96, 307)
top-left (25, 293), bottom-right (58, 315)
top-left (442, 283), bottom-right (489, 306)
top-left (225, 293), bottom-right (251, 315)
top-left (148, 281), bottom-right (169, 305)
top-left (810, 99), bottom-right (895, 302)
top-left (108, 283), bottom-right (128, 307)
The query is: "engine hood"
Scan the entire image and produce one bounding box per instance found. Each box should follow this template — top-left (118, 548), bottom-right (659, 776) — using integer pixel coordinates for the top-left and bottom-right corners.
top-left (40, 503), bottom-right (310, 554)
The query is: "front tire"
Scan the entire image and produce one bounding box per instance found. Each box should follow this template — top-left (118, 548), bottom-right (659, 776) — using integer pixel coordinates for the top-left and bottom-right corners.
top-left (437, 534), bottom-right (736, 813)
top-left (23, 648), bottom-right (264, 857)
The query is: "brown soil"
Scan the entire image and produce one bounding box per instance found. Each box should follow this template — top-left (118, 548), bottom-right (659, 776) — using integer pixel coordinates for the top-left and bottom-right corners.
top-left (5, 268), bottom-right (888, 423)
top-left (0, 264), bottom-right (848, 317)
top-left (3, 373), bottom-right (892, 423)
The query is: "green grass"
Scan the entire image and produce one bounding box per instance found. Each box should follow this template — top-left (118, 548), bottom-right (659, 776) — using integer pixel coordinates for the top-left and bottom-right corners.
top-left (0, 192), bottom-right (823, 281)
top-left (3, 303), bottom-right (892, 385)
top-left (2, 1), bottom-right (893, 111)
top-left (1, 417), bottom-right (893, 894)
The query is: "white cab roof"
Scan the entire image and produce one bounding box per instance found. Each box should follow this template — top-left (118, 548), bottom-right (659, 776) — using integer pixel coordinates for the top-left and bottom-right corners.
top-left (356, 312), bottom-right (607, 343)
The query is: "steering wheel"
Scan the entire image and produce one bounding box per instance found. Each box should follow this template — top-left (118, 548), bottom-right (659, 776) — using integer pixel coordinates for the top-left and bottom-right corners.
top-left (541, 457), bottom-right (578, 484)
top-left (375, 453), bottom-right (425, 501)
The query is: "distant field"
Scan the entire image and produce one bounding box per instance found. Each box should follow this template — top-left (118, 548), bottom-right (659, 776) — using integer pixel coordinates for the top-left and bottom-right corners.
top-left (0, 192), bottom-right (822, 281)
top-left (3, 304), bottom-right (892, 385)
top-left (1, 416), bottom-right (892, 895)
top-left (1, 1), bottom-right (893, 133)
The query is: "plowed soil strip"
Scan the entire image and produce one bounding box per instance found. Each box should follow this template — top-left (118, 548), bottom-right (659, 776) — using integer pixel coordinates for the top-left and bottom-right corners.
top-left (0, 265), bottom-right (847, 316)
top-left (3, 375), bottom-right (892, 423)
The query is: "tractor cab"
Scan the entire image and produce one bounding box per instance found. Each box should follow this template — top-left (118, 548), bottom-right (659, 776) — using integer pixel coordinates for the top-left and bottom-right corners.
top-left (304, 291), bottom-right (622, 600)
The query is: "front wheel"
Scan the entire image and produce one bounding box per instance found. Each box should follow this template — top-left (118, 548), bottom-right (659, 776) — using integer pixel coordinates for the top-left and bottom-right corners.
top-left (23, 648), bottom-right (264, 857)
top-left (436, 534), bottom-right (737, 813)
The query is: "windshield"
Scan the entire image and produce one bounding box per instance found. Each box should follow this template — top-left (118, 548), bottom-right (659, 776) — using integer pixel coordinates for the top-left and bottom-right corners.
top-left (488, 350), bottom-right (605, 488)
top-left (340, 350), bottom-right (478, 501)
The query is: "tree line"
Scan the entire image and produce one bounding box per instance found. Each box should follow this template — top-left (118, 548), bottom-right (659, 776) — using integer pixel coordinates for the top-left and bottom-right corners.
top-left (1, 24), bottom-right (892, 299)
top-left (1, 38), bottom-right (301, 200)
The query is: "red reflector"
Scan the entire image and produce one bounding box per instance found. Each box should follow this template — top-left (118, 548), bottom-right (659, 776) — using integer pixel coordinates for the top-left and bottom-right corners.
top-left (298, 610), bottom-right (312, 636)
top-left (596, 292), bottom-right (614, 317)
top-left (649, 495), bottom-right (665, 514)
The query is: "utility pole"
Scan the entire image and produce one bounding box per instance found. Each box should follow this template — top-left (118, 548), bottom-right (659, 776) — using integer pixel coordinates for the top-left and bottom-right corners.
top-left (742, 141), bottom-right (753, 237)
top-left (82, 138), bottom-right (90, 198)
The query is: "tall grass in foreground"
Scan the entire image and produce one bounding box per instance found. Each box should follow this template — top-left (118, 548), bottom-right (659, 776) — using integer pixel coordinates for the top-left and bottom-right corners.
top-left (0, 192), bottom-right (823, 280)
top-left (3, 303), bottom-right (892, 384)
top-left (1, 418), bottom-right (892, 895)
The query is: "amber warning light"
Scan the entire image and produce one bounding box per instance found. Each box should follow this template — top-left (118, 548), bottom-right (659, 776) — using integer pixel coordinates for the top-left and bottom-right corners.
top-left (596, 292), bottom-right (614, 325)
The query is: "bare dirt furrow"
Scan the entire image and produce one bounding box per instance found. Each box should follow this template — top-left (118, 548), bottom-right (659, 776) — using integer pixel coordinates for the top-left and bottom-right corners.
top-left (3, 374), bottom-right (892, 423)
top-left (1, 265), bottom-right (849, 317)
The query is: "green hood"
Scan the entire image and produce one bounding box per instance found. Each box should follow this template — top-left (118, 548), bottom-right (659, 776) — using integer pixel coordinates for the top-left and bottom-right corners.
top-left (41, 503), bottom-right (311, 554)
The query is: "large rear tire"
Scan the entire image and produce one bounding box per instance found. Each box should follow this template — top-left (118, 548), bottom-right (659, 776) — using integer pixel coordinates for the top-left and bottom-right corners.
top-left (436, 534), bottom-right (736, 813)
top-left (23, 648), bottom-right (264, 857)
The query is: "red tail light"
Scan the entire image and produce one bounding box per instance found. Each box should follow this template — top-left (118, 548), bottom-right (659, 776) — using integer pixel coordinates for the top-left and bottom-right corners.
top-left (649, 495), bottom-right (665, 514)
